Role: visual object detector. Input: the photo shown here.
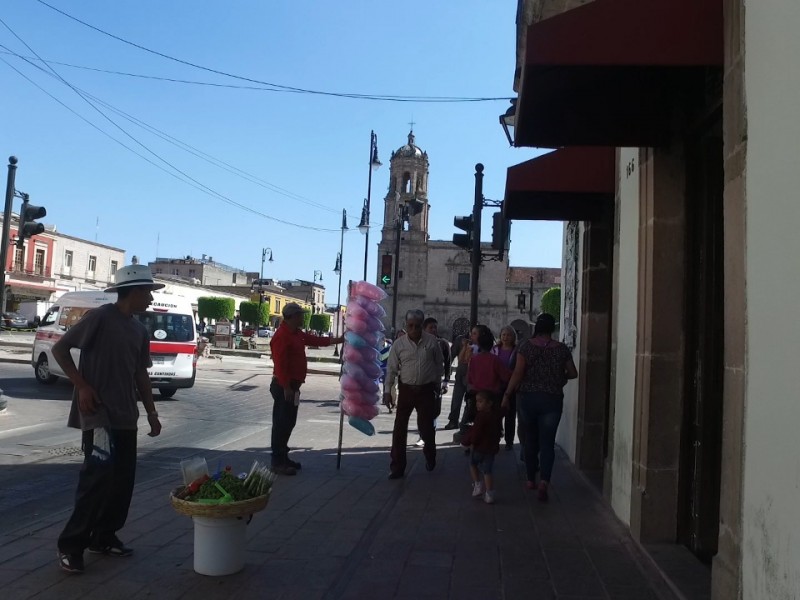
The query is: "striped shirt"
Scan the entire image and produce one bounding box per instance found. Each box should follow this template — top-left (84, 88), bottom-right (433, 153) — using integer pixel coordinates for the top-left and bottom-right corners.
top-left (385, 331), bottom-right (444, 390)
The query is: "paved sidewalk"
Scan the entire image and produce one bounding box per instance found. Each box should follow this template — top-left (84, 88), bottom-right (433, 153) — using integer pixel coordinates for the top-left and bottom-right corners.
top-left (0, 432), bottom-right (677, 599)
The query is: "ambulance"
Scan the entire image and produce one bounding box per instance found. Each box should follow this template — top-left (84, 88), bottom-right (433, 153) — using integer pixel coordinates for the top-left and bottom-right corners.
top-left (31, 291), bottom-right (198, 398)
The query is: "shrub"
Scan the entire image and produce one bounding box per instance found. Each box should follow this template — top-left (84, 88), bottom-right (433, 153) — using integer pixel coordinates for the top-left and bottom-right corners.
top-left (540, 287), bottom-right (561, 323)
top-left (239, 301), bottom-right (270, 326)
top-left (309, 313), bottom-right (331, 332)
top-left (198, 297), bottom-right (235, 321)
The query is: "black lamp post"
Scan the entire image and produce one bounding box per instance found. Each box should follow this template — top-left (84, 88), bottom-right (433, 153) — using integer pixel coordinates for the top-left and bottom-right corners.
top-left (256, 248), bottom-right (273, 332)
top-left (358, 130), bottom-right (382, 281)
top-left (333, 208), bottom-right (347, 357)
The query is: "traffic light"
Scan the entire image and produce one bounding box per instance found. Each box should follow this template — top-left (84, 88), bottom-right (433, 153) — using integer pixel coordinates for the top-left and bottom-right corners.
top-left (380, 254), bottom-right (393, 287)
top-left (491, 211), bottom-right (511, 259)
top-left (16, 196), bottom-right (46, 249)
top-left (452, 215), bottom-right (474, 250)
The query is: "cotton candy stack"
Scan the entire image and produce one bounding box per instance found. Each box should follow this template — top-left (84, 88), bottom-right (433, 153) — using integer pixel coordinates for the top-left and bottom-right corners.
top-left (340, 281), bottom-right (388, 436)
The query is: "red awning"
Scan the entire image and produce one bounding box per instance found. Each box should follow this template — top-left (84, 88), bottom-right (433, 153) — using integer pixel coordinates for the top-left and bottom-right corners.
top-left (503, 147), bottom-right (615, 221)
top-left (516, 0), bottom-right (723, 148)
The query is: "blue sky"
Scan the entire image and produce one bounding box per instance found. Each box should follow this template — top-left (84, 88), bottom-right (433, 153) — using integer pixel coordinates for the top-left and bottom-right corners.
top-left (2, 1), bottom-right (559, 294)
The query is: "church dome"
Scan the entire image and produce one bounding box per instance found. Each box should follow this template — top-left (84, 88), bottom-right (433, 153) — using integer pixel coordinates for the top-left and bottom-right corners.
top-left (393, 131), bottom-right (425, 159)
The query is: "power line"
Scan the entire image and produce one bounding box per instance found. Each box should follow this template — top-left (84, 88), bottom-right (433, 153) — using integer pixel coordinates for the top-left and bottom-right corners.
top-left (34, 0), bottom-right (512, 103)
top-left (0, 32), bottom-right (341, 233)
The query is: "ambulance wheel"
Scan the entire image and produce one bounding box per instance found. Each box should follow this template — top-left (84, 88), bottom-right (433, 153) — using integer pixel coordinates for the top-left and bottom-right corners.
top-left (35, 354), bottom-right (57, 384)
top-left (158, 388), bottom-right (177, 399)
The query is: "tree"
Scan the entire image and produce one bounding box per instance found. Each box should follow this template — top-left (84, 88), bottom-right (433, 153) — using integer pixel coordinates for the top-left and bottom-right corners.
top-left (309, 313), bottom-right (331, 333)
top-left (197, 297), bottom-right (235, 322)
top-left (302, 310), bottom-right (312, 330)
top-left (540, 287), bottom-right (561, 323)
top-left (239, 301), bottom-right (269, 327)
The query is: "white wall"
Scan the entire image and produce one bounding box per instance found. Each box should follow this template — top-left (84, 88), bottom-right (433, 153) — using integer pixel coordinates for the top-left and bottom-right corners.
top-left (556, 223), bottom-right (583, 459)
top-left (742, 3), bottom-right (800, 598)
top-left (608, 147), bottom-right (640, 525)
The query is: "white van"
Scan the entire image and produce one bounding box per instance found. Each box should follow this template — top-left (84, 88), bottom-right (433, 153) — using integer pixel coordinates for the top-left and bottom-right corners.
top-left (32, 291), bottom-right (198, 398)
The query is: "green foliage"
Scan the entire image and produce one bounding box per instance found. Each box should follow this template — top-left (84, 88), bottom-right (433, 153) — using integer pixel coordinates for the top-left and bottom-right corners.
top-left (309, 313), bottom-right (331, 332)
top-left (239, 301), bottom-right (270, 326)
top-left (540, 287), bottom-right (561, 323)
top-left (198, 296), bottom-right (235, 321)
top-left (302, 310), bottom-right (312, 330)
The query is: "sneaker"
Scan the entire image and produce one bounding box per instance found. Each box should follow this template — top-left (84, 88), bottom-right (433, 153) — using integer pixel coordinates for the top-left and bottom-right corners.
top-left (484, 490), bottom-right (496, 504)
top-left (285, 458), bottom-right (302, 470)
top-left (526, 480), bottom-right (536, 490)
top-left (443, 421), bottom-right (459, 431)
top-left (537, 481), bottom-right (549, 502)
top-left (415, 438), bottom-right (425, 447)
top-left (88, 536), bottom-right (133, 557)
top-left (58, 551), bottom-right (84, 574)
top-left (471, 481), bottom-right (485, 497)
top-left (271, 464), bottom-right (297, 476)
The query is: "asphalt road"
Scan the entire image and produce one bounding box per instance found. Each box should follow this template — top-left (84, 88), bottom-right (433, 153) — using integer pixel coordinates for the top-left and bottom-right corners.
top-left (0, 357), bottom-right (353, 538)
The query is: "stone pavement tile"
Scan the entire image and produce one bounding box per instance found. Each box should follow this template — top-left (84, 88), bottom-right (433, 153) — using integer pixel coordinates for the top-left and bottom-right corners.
top-left (585, 546), bottom-right (649, 587)
top-left (447, 583), bottom-right (504, 600)
top-left (0, 533), bottom-right (51, 563)
top-left (604, 584), bottom-right (660, 599)
top-left (394, 564), bottom-right (451, 598)
top-left (550, 572), bottom-right (608, 598)
top-left (407, 549), bottom-right (453, 569)
top-left (502, 577), bottom-right (557, 600)
top-left (543, 547), bottom-right (597, 577)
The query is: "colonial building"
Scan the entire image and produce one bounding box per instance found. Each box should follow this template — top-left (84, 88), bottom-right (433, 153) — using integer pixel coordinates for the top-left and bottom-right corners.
top-left (150, 255), bottom-right (249, 287)
top-left (503, 1), bottom-right (799, 598)
top-left (376, 131), bottom-right (556, 340)
top-left (1, 211), bottom-right (125, 313)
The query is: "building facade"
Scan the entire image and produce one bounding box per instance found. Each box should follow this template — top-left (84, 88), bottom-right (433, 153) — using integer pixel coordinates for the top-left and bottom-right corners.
top-left (1, 212), bottom-right (125, 312)
top-left (150, 255), bottom-right (249, 287)
top-left (504, 1), bottom-right (800, 598)
top-left (376, 131), bottom-right (557, 341)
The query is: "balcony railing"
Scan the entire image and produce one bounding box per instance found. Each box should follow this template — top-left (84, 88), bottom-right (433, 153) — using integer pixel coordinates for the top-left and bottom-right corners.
top-left (10, 264), bottom-right (52, 278)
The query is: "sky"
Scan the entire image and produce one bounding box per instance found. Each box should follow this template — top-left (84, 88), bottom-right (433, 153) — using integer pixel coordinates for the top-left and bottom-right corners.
top-left (1, 1), bottom-right (559, 295)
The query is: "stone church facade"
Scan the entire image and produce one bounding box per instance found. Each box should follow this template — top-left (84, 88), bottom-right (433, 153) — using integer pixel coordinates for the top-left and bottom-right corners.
top-left (376, 131), bottom-right (558, 341)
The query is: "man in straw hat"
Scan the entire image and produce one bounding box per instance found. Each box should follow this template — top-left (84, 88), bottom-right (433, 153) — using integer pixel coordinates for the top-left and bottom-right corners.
top-left (269, 302), bottom-right (343, 475)
top-left (53, 264), bottom-right (164, 574)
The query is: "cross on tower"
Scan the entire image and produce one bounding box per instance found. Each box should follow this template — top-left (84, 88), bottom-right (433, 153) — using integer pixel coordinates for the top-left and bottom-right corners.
top-left (408, 119), bottom-right (416, 131)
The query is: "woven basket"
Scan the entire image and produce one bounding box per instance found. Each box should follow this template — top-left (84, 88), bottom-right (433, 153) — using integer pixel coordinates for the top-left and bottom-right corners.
top-left (170, 486), bottom-right (271, 519)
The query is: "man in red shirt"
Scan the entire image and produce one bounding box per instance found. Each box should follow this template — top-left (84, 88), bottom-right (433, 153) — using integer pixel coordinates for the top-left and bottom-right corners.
top-left (269, 303), bottom-right (343, 475)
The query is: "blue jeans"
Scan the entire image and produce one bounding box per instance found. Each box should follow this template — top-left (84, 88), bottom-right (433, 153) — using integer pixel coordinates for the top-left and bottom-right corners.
top-left (517, 391), bottom-right (563, 483)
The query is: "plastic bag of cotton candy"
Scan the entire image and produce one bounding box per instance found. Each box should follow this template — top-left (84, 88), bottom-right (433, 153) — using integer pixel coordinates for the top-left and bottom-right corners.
top-left (339, 281), bottom-right (387, 436)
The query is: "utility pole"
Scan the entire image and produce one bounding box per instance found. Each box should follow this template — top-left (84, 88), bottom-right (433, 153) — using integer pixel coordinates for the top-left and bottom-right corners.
top-left (469, 164), bottom-right (484, 326)
top-left (390, 204), bottom-right (405, 337)
top-left (0, 157), bottom-right (19, 314)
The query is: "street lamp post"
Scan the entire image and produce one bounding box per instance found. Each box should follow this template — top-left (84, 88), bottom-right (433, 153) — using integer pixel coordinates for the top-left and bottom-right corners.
top-left (333, 209), bottom-right (347, 357)
top-left (256, 248), bottom-right (273, 332)
top-left (312, 270), bottom-right (323, 315)
top-left (529, 275), bottom-right (534, 322)
top-left (358, 130), bottom-right (382, 281)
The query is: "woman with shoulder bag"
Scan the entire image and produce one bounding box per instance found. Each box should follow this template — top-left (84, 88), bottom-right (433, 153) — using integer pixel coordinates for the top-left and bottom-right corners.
top-left (503, 314), bottom-right (577, 502)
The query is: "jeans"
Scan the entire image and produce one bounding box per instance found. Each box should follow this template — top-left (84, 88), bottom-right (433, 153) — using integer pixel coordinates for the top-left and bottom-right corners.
top-left (517, 391), bottom-right (563, 483)
top-left (447, 363), bottom-right (468, 425)
top-left (270, 378), bottom-right (298, 465)
top-left (503, 392), bottom-right (517, 446)
top-left (58, 428), bottom-right (138, 554)
top-left (390, 382), bottom-right (437, 475)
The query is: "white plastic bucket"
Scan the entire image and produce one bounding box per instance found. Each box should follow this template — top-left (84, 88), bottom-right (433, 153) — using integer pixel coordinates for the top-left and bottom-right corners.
top-left (192, 516), bottom-right (247, 576)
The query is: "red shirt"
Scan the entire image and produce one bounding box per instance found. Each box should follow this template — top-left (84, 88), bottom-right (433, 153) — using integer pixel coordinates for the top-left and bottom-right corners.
top-left (461, 409), bottom-right (502, 454)
top-left (270, 322), bottom-right (332, 387)
top-left (467, 351), bottom-right (512, 394)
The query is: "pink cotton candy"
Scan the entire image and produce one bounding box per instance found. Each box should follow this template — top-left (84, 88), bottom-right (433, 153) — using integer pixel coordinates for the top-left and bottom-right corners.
top-left (345, 302), bottom-right (370, 320)
top-left (353, 295), bottom-right (387, 318)
top-left (352, 281), bottom-right (388, 302)
top-left (343, 400), bottom-right (380, 421)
